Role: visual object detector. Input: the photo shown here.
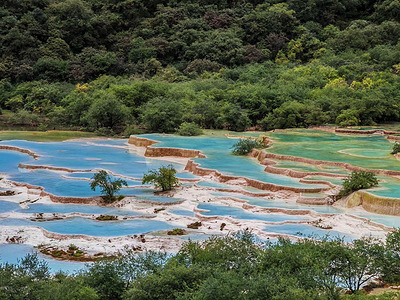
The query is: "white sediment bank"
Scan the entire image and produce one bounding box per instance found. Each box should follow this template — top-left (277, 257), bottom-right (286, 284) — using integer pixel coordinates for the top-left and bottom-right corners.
top-left (0, 136), bottom-right (394, 263)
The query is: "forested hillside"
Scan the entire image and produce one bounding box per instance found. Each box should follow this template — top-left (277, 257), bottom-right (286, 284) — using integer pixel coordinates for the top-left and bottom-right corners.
top-left (1, 0), bottom-right (400, 133)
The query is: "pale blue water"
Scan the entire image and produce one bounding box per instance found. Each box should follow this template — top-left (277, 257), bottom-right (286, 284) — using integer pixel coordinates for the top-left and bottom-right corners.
top-left (197, 181), bottom-right (237, 189)
top-left (0, 139), bottom-right (183, 179)
top-left (0, 200), bottom-right (20, 213)
top-left (350, 211), bottom-right (400, 228)
top-left (210, 191), bottom-right (341, 214)
top-left (263, 224), bottom-right (356, 242)
top-left (0, 150), bottom-right (33, 174)
top-left (0, 244), bottom-right (87, 274)
top-left (16, 202), bottom-right (141, 216)
top-left (176, 172), bottom-right (200, 179)
top-left (0, 217), bottom-right (175, 236)
top-left (198, 203), bottom-right (311, 222)
top-left (170, 209), bottom-right (195, 217)
top-left (139, 134), bottom-right (326, 189)
top-left (11, 169), bottom-right (142, 197)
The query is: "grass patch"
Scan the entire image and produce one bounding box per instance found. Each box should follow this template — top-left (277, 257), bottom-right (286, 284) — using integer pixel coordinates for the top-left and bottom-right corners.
top-left (167, 228), bottom-right (187, 235)
top-left (96, 215), bottom-right (118, 221)
top-left (0, 130), bottom-right (98, 142)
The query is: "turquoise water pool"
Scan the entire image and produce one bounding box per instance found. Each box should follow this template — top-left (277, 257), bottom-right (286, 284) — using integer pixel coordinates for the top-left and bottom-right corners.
top-left (268, 130), bottom-right (400, 171)
top-left (263, 223), bottom-right (356, 242)
top-left (139, 134), bottom-right (326, 189)
top-left (197, 203), bottom-right (311, 222)
top-left (210, 191), bottom-right (341, 214)
top-left (0, 217), bottom-right (175, 237)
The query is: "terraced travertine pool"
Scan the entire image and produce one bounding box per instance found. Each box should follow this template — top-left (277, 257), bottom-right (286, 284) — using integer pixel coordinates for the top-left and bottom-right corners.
top-left (268, 130), bottom-right (399, 171)
top-left (1, 129), bottom-right (400, 272)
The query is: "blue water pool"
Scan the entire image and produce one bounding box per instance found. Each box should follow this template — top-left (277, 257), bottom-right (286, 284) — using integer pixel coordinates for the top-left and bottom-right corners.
top-left (198, 203), bottom-right (311, 222)
top-left (0, 217), bottom-right (175, 236)
top-left (0, 200), bottom-right (21, 213)
top-left (170, 209), bottom-right (195, 217)
top-left (263, 223), bottom-right (356, 242)
top-left (17, 202), bottom-right (141, 216)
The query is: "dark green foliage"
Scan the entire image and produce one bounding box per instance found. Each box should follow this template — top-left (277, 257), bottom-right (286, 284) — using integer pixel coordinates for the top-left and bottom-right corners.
top-left (142, 165), bottom-right (179, 191)
top-left (177, 122), bottom-right (202, 136)
top-left (4, 231), bottom-right (400, 299)
top-left (391, 142), bottom-right (400, 155)
top-left (340, 171), bottom-right (379, 196)
top-left (1, 0), bottom-right (400, 134)
top-left (142, 98), bottom-right (183, 133)
top-left (90, 170), bottom-right (127, 202)
top-left (231, 139), bottom-right (262, 155)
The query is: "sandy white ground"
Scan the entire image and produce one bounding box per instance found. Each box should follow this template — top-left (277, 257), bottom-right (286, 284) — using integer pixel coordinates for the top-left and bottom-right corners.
top-left (0, 177), bottom-right (391, 259)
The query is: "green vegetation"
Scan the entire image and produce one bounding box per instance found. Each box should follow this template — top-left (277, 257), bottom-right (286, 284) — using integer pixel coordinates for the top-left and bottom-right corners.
top-left (0, 130), bottom-right (97, 142)
top-left (340, 171), bottom-right (379, 196)
top-left (231, 138), bottom-right (263, 155)
top-left (167, 228), bottom-right (187, 235)
top-left (142, 165), bottom-right (179, 191)
top-left (391, 142), bottom-right (400, 155)
top-left (95, 215), bottom-right (118, 221)
top-left (4, 230), bottom-right (400, 299)
top-left (90, 170), bottom-right (127, 203)
top-left (1, 0), bottom-right (400, 134)
top-left (187, 221), bottom-right (202, 229)
top-left (177, 122), bottom-right (203, 136)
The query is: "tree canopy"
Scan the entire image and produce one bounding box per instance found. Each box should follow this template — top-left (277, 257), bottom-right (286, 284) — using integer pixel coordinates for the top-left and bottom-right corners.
top-left (1, 0), bottom-right (400, 133)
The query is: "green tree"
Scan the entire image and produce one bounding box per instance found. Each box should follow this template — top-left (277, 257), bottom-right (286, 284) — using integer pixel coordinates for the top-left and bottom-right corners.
top-left (141, 98), bottom-right (183, 133)
top-left (340, 171), bottom-right (378, 196)
top-left (177, 122), bottom-right (203, 136)
top-left (90, 170), bottom-right (127, 202)
top-left (231, 139), bottom-right (262, 155)
top-left (85, 92), bottom-right (131, 131)
top-left (142, 165), bottom-right (179, 191)
top-left (391, 142), bottom-right (400, 155)
top-left (33, 274), bottom-right (98, 300)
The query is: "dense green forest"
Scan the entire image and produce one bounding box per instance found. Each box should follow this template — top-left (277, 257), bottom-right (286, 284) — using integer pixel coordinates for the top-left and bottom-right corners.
top-left (3, 231), bottom-right (400, 299)
top-left (1, 0), bottom-right (400, 133)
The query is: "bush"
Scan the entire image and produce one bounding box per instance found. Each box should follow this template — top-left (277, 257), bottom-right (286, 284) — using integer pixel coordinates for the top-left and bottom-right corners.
top-left (177, 122), bottom-right (203, 136)
top-left (231, 138), bottom-right (263, 155)
top-left (391, 142), bottom-right (400, 155)
top-left (142, 165), bottom-right (179, 191)
top-left (9, 110), bottom-right (40, 126)
top-left (187, 222), bottom-right (202, 229)
top-left (167, 228), bottom-right (187, 235)
top-left (340, 171), bottom-right (378, 196)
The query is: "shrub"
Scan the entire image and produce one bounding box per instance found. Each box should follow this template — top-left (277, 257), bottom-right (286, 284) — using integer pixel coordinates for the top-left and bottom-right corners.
top-left (231, 138), bottom-right (262, 155)
top-left (95, 215), bottom-right (118, 221)
top-left (177, 122), bottom-right (203, 136)
top-left (167, 228), bottom-right (187, 235)
top-left (68, 244), bottom-right (78, 251)
top-left (90, 170), bottom-right (128, 203)
top-left (391, 142), bottom-right (400, 155)
top-left (187, 222), bottom-right (202, 229)
top-left (9, 109), bottom-right (40, 126)
top-left (142, 165), bottom-right (179, 191)
top-left (340, 171), bottom-right (378, 196)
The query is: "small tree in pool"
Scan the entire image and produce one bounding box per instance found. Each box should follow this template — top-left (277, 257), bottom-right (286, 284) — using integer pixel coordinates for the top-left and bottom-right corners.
top-left (90, 170), bottom-right (127, 203)
top-left (391, 142), bottom-right (400, 155)
top-left (339, 171), bottom-right (378, 196)
top-left (142, 165), bottom-right (179, 191)
top-left (231, 139), bottom-right (262, 155)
